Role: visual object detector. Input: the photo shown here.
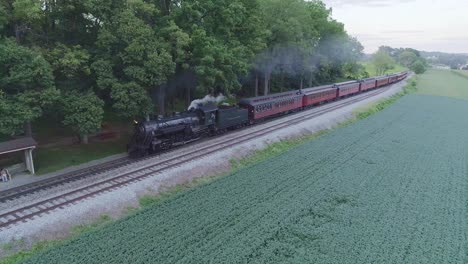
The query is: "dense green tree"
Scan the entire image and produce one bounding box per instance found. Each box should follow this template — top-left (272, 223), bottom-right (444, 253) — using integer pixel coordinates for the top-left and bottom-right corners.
top-left (0, 3), bottom-right (7, 33)
top-left (92, 0), bottom-right (174, 117)
top-left (61, 91), bottom-right (104, 144)
top-left (398, 50), bottom-right (418, 68)
top-left (45, 44), bottom-right (92, 91)
top-left (410, 60), bottom-right (427, 74)
top-left (175, 0), bottom-right (267, 97)
top-left (0, 38), bottom-right (58, 136)
top-left (371, 50), bottom-right (395, 75)
top-left (0, 0), bottom-right (369, 139)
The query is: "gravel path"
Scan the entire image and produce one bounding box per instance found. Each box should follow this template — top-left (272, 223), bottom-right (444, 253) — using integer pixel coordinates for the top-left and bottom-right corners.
top-left (0, 80), bottom-right (408, 252)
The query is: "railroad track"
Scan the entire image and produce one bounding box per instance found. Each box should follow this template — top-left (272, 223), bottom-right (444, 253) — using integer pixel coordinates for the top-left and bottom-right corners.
top-left (0, 85), bottom-right (396, 229)
top-left (0, 157), bottom-right (130, 203)
top-left (0, 139), bottom-right (203, 203)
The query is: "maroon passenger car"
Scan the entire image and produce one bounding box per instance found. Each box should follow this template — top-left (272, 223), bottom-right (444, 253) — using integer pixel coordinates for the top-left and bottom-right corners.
top-left (302, 85), bottom-right (337, 107)
top-left (376, 76), bottom-right (390, 87)
top-left (239, 91), bottom-right (303, 122)
top-left (388, 74), bottom-right (399, 84)
top-left (360, 78), bottom-right (377, 92)
top-left (397, 72), bottom-right (408, 81)
top-left (336, 81), bottom-right (361, 97)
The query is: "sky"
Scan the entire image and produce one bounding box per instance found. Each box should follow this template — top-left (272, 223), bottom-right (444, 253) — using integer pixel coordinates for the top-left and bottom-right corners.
top-left (321, 0), bottom-right (468, 54)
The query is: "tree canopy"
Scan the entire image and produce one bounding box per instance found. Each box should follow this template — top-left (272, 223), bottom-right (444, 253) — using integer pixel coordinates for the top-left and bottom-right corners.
top-left (0, 0), bottom-right (365, 140)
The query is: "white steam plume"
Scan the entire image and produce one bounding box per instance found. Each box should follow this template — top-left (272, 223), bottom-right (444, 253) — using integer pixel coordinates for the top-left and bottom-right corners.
top-left (188, 94), bottom-right (226, 110)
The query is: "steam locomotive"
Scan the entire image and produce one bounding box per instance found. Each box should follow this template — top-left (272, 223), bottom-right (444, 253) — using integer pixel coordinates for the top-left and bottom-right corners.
top-left (127, 71), bottom-right (408, 157)
top-left (127, 105), bottom-right (248, 156)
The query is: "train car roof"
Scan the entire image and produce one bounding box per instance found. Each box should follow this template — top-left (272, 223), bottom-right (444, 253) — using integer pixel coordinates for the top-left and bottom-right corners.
top-left (375, 75), bottom-right (390, 80)
top-left (335, 80), bottom-right (360, 87)
top-left (239, 90), bottom-right (302, 105)
top-left (301, 84), bottom-right (336, 95)
top-left (361, 77), bottom-right (376, 82)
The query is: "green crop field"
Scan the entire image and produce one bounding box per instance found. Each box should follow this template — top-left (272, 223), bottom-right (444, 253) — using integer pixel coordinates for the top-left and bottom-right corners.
top-left (416, 69), bottom-right (468, 99)
top-left (14, 94), bottom-right (468, 264)
top-left (454, 70), bottom-right (468, 78)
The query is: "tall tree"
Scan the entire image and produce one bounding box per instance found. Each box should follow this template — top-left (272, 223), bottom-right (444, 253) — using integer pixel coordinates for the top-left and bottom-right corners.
top-left (398, 50), bottom-right (418, 67)
top-left (61, 91), bottom-right (104, 144)
top-left (371, 50), bottom-right (395, 75)
top-left (175, 0), bottom-right (267, 97)
top-left (92, 0), bottom-right (175, 118)
top-left (0, 38), bottom-right (58, 136)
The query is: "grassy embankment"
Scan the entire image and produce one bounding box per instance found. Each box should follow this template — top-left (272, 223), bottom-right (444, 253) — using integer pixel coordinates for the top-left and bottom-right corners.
top-left (0, 76), bottom-right (419, 264)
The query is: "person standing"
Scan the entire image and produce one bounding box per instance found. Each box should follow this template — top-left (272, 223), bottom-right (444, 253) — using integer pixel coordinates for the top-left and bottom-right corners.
top-left (0, 168), bottom-right (7, 182)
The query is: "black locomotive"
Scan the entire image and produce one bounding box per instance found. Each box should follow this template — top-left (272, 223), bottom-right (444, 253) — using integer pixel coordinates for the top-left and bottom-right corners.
top-left (127, 105), bottom-right (248, 157)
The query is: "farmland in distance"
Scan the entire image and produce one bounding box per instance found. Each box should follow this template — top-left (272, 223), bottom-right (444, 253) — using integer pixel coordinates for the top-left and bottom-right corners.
top-left (417, 69), bottom-right (468, 99)
top-left (16, 92), bottom-right (468, 264)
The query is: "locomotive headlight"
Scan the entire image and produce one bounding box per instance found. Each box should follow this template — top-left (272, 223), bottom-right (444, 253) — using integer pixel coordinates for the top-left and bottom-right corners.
top-left (133, 120), bottom-right (139, 125)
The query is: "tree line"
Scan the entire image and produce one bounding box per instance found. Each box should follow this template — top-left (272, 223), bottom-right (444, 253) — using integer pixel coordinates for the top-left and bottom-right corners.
top-left (371, 46), bottom-right (428, 75)
top-left (420, 51), bottom-right (467, 70)
top-left (0, 0), bottom-right (364, 143)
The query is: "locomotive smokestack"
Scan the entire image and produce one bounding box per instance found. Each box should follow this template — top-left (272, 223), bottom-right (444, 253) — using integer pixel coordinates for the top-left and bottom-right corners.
top-left (188, 94), bottom-right (226, 111)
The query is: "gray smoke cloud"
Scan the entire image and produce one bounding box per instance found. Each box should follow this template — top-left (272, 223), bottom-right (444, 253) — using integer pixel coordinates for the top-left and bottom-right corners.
top-left (254, 35), bottom-right (363, 79)
top-left (255, 44), bottom-right (305, 77)
top-left (188, 94), bottom-right (226, 110)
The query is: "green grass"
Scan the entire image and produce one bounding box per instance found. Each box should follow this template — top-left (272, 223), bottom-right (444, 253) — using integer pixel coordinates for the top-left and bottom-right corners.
top-left (416, 69), bottom-right (468, 100)
top-left (361, 62), bottom-right (407, 76)
top-left (34, 136), bottom-right (129, 175)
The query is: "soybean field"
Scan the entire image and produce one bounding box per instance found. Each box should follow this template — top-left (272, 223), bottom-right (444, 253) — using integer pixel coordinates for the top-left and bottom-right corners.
top-left (18, 93), bottom-right (468, 263)
top-left (417, 69), bottom-right (468, 99)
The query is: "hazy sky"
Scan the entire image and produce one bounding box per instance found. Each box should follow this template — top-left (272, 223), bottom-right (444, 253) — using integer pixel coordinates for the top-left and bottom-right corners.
top-left (321, 0), bottom-right (468, 54)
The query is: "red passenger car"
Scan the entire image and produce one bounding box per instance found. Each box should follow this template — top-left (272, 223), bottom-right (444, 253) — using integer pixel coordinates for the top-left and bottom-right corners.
top-left (397, 72), bottom-right (408, 81)
top-left (388, 74), bottom-right (399, 84)
top-left (239, 90), bottom-right (303, 122)
top-left (336, 81), bottom-right (360, 97)
top-left (302, 85), bottom-right (337, 107)
top-left (376, 76), bottom-right (390, 87)
top-left (360, 78), bottom-right (377, 92)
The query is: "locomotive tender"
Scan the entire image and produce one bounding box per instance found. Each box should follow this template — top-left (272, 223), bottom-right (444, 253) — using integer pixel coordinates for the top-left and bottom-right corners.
top-left (128, 71), bottom-right (408, 156)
